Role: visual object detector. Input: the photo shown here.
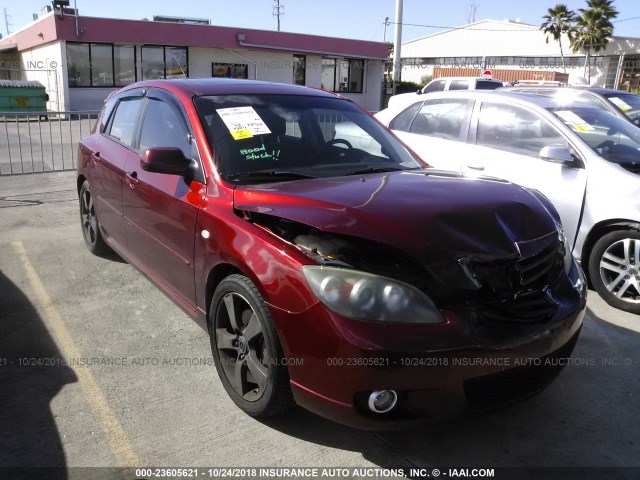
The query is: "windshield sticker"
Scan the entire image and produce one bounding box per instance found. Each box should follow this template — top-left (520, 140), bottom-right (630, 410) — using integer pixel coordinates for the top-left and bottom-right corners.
top-left (608, 96), bottom-right (632, 111)
top-left (555, 110), bottom-right (594, 132)
top-left (240, 144), bottom-right (281, 161)
top-left (216, 106), bottom-right (272, 140)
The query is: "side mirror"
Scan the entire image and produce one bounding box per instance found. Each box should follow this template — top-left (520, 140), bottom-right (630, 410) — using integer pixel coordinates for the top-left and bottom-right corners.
top-left (539, 145), bottom-right (576, 165)
top-left (141, 147), bottom-right (191, 176)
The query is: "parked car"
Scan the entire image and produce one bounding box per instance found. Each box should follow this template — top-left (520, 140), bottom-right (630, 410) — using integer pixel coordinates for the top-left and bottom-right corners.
top-left (375, 90), bottom-right (640, 314)
top-left (499, 86), bottom-right (640, 127)
top-left (78, 79), bottom-right (585, 429)
top-left (389, 76), bottom-right (504, 108)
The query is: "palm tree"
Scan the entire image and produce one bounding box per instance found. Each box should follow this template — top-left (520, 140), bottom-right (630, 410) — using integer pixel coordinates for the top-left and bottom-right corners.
top-left (570, 0), bottom-right (619, 81)
top-left (540, 4), bottom-right (576, 73)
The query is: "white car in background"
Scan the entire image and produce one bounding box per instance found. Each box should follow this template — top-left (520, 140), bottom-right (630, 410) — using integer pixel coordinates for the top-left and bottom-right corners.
top-left (373, 90), bottom-right (640, 314)
top-left (389, 76), bottom-right (504, 109)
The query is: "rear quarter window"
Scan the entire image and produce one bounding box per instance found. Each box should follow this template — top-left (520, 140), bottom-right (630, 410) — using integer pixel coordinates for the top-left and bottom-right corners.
top-left (423, 80), bottom-right (446, 93)
top-left (476, 81), bottom-right (503, 90)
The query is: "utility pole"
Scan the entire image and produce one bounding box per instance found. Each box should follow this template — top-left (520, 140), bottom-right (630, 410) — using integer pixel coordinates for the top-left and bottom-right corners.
top-left (273, 0), bottom-right (284, 32)
top-left (467, 3), bottom-right (477, 24)
top-left (392, 0), bottom-right (403, 90)
top-left (4, 8), bottom-right (12, 36)
top-left (383, 17), bottom-right (390, 42)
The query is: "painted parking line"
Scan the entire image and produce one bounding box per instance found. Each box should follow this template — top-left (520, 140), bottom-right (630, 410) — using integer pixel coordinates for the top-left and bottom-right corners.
top-left (11, 240), bottom-right (140, 467)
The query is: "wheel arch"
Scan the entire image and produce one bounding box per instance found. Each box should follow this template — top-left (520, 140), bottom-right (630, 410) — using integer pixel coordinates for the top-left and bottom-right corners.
top-left (204, 263), bottom-right (245, 331)
top-left (77, 174), bottom-right (87, 196)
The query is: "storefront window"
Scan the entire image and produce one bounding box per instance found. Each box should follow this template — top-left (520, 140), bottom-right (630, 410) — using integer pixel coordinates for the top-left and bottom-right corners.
top-left (293, 54), bottom-right (306, 85)
top-left (212, 63), bottom-right (248, 79)
top-left (141, 46), bottom-right (188, 80)
top-left (67, 42), bottom-right (137, 87)
top-left (67, 43), bottom-right (91, 87)
top-left (321, 57), bottom-right (364, 94)
top-left (321, 59), bottom-right (335, 91)
top-left (114, 46), bottom-right (136, 86)
top-left (90, 44), bottom-right (114, 87)
top-left (166, 47), bottom-right (188, 78)
top-left (141, 46), bottom-right (165, 80)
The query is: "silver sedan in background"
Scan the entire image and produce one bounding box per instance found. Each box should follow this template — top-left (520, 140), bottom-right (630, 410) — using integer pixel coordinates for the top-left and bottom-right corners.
top-left (371, 91), bottom-right (640, 314)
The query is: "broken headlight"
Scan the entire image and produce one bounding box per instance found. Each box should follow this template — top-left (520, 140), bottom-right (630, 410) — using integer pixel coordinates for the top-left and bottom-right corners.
top-left (302, 266), bottom-right (445, 324)
top-left (556, 223), bottom-right (573, 274)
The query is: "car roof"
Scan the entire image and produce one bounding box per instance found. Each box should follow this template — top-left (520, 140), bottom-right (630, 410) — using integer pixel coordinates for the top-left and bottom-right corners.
top-left (501, 85), bottom-right (636, 96)
top-left (404, 89), bottom-right (570, 108)
top-left (429, 76), bottom-right (502, 82)
top-left (116, 78), bottom-right (340, 99)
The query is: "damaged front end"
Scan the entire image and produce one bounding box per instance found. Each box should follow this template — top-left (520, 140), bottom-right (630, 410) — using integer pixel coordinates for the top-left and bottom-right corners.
top-left (238, 209), bottom-right (581, 326)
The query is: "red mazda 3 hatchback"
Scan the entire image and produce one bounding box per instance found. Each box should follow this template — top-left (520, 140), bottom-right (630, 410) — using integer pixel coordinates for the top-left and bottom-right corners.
top-left (77, 78), bottom-right (586, 428)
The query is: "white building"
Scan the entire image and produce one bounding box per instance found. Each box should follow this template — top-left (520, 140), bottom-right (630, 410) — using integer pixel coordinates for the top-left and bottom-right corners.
top-left (399, 19), bottom-right (640, 89)
top-left (0, 10), bottom-right (388, 112)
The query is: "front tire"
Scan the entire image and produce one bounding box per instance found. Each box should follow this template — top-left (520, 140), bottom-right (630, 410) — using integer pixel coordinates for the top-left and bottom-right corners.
top-left (79, 180), bottom-right (109, 255)
top-left (588, 230), bottom-right (640, 314)
top-left (209, 274), bottom-right (294, 417)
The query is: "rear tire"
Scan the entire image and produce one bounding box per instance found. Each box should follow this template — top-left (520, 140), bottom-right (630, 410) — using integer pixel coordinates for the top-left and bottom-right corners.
top-left (79, 180), bottom-right (109, 255)
top-left (588, 230), bottom-right (640, 314)
top-left (209, 274), bottom-right (294, 417)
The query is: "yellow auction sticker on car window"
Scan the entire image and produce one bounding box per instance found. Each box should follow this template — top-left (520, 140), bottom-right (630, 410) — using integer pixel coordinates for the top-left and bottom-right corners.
top-left (608, 96), bottom-right (632, 112)
top-left (216, 106), bottom-right (272, 140)
top-left (555, 110), bottom-right (594, 132)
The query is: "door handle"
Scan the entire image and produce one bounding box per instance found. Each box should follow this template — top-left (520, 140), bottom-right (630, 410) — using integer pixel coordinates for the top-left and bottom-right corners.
top-left (467, 164), bottom-right (485, 171)
top-left (92, 151), bottom-right (101, 163)
top-left (125, 171), bottom-right (140, 187)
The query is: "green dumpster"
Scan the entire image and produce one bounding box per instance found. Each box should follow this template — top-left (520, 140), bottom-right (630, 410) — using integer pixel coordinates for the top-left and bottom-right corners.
top-left (0, 80), bottom-right (48, 113)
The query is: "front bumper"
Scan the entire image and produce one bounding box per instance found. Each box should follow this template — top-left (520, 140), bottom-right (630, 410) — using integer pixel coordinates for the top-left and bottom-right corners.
top-left (269, 261), bottom-right (587, 429)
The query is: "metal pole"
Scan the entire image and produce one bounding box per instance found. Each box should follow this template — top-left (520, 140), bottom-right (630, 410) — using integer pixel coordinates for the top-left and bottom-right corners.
top-left (273, 0), bottom-right (284, 32)
top-left (392, 0), bottom-right (403, 89)
top-left (383, 17), bottom-right (389, 42)
top-left (4, 8), bottom-right (12, 36)
top-left (74, 0), bottom-right (80, 37)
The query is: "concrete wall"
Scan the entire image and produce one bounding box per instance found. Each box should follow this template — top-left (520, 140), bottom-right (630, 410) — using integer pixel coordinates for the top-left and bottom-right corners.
top-left (16, 42), bottom-right (65, 111)
top-left (11, 42), bottom-right (383, 112)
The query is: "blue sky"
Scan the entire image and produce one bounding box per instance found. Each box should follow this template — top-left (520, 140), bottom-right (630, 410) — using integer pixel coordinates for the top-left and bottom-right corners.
top-left (3, 0), bottom-right (639, 41)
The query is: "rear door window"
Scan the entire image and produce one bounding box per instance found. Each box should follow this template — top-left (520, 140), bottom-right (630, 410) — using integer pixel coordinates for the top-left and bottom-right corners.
top-left (107, 97), bottom-right (143, 147)
top-left (389, 102), bottom-right (423, 132)
top-left (408, 98), bottom-right (473, 141)
top-left (449, 79), bottom-right (470, 91)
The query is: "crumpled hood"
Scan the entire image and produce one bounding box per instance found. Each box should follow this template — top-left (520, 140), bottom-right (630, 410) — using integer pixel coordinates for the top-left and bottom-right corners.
top-left (233, 170), bottom-right (559, 264)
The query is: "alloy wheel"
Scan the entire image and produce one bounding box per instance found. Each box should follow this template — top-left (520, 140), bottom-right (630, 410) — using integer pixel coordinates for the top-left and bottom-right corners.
top-left (599, 238), bottom-right (640, 304)
top-left (80, 187), bottom-right (99, 246)
top-left (215, 292), bottom-right (269, 401)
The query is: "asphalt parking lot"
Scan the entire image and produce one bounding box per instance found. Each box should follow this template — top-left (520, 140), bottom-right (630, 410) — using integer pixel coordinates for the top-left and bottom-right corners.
top-left (1, 171), bottom-right (639, 479)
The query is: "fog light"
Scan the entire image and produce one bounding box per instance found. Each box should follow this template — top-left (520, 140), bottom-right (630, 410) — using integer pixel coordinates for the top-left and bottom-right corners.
top-left (367, 390), bottom-right (398, 413)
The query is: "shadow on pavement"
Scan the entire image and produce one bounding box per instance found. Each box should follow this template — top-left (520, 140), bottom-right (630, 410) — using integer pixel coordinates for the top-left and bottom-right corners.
top-left (0, 270), bottom-right (76, 478)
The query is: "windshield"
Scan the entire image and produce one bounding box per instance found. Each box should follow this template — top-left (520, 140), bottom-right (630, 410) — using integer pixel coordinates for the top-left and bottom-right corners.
top-left (550, 106), bottom-right (640, 172)
top-left (603, 92), bottom-right (640, 125)
top-left (194, 94), bottom-right (423, 184)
